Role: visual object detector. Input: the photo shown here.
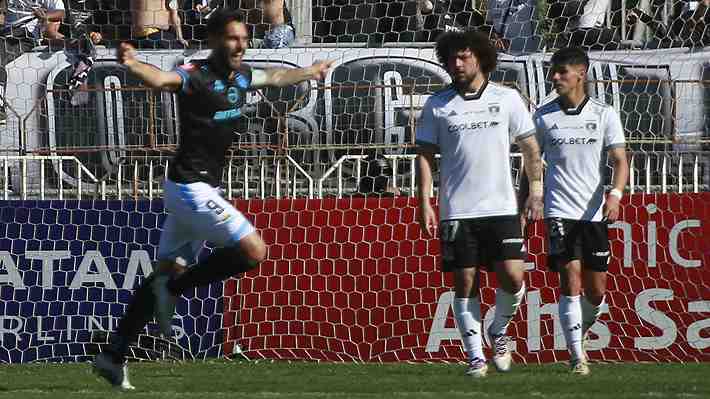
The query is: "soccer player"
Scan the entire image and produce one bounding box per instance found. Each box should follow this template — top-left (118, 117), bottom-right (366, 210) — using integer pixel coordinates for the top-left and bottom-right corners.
top-left (93, 9), bottom-right (332, 390)
top-left (416, 30), bottom-right (544, 378)
top-left (528, 47), bottom-right (628, 375)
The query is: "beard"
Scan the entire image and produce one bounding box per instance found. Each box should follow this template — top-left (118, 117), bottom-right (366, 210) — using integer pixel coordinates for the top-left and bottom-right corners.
top-left (215, 47), bottom-right (242, 70)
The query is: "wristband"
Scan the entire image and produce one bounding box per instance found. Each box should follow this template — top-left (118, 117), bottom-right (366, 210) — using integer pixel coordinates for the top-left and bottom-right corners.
top-left (609, 188), bottom-right (623, 200)
top-left (529, 180), bottom-right (543, 197)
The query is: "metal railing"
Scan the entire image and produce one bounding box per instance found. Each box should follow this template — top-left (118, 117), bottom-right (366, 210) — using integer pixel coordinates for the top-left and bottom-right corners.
top-left (1, 151), bottom-right (708, 200)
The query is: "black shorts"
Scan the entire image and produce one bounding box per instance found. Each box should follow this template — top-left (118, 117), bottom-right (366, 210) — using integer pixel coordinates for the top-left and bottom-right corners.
top-left (440, 215), bottom-right (525, 272)
top-left (546, 218), bottom-right (610, 272)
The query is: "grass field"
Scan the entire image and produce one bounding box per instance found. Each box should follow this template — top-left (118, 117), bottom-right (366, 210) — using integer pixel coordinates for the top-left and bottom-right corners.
top-left (1, 361), bottom-right (709, 399)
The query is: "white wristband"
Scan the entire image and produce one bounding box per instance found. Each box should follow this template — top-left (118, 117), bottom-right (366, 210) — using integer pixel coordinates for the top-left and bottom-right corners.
top-left (609, 188), bottom-right (623, 200)
top-left (529, 180), bottom-right (543, 197)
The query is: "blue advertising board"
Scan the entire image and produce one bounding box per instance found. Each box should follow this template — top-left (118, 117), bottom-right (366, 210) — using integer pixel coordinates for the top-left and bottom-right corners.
top-left (0, 200), bottom-right (224, 363)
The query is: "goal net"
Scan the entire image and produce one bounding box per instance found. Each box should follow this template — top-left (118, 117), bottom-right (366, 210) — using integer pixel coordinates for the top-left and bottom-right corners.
top-left (1, 0), bottom-right (710, 364)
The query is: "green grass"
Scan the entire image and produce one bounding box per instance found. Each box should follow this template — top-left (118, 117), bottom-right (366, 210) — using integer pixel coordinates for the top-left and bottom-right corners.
top-left (0, 361), bottom-right (708, 399)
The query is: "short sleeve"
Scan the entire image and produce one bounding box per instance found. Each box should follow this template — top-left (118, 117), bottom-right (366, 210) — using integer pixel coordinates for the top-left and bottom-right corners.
top-left (415, 98), bottom-right (439, 149)
top-left (532, 112), bottom-right (546, 154)
top-left (173, 63), bottom-right (198, 94)
top-left (508, 90), bottom-right (536, 142)
top-left (603, 107), bottom-right (626, 149)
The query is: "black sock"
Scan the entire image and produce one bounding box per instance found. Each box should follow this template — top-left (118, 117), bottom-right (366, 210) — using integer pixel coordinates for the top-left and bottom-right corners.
top-left (106, 274), bottom-right (157, 363)
top-left (167, 247), bottom-right (258, 295)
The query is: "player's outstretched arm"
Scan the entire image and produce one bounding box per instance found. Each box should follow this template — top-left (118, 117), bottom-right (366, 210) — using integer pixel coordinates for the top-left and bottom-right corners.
top-left (517, 134), bottom-right (544, 221)
top-left (116, 43), bottom-right (183, 92)
top-left (252, 60), bottom-right (334, 88)
top-left (603, 146), bottom-right (629, 222)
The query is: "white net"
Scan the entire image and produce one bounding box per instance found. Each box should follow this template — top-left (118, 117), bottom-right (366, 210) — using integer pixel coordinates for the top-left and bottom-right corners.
top-left (0, 0), bottom-right (710, 364)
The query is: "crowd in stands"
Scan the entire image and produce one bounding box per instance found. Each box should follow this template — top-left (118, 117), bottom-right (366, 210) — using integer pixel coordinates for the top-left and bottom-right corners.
top-left (0, 0), bottom-right (707, 121)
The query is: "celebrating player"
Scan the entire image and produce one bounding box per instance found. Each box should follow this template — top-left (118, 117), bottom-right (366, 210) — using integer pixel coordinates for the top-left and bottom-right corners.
top-left (93, 9), bottom-right (333, 390)
top-left (527, 47), bottom-right (628, 375)
top-left (416, 30), bottom-right (544, 377)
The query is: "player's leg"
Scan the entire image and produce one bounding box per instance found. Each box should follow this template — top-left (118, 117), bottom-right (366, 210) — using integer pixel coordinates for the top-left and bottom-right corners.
top-left (453, 267), bottom-right (487, 377)
top-left (581, 270), bottom-right (607, 336)
top-left (151, 181), bottom-right (266, 335)
top-left (580, 221), bottom-right (611, 358)
top-left (488, 216), bottom-right (526, 372)
top-left (93, 214), bottom-right (189, 389)
top-left (441, 219), bottom-right (487, 377)
top-left (549, 218), bottom-right (588, 375)
top-left (164, 232), bottom-right (266, 294)
top-left (558, 259), bottom-right (587, 374)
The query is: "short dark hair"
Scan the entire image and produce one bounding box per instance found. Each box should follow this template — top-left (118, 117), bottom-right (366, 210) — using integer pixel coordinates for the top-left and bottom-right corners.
top-left (207, 9), bottom-right (245, 37)
top-left (435, 30), bottom-right (497, 75)
top-left (550, 47), bottom-right (589, 69)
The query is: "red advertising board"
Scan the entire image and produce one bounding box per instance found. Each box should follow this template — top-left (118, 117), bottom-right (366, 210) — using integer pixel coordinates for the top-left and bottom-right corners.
top-left (223, 194), bottom-right (710, 362)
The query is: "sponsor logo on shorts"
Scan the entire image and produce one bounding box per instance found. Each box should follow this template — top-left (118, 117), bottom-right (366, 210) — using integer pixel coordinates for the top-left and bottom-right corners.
top-left (502, 238), bottom-right (524, 244)
top-left (593, 251), bottom-right (610, 257)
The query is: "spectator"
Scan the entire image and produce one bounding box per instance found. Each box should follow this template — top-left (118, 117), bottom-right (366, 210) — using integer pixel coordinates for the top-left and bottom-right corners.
top-left (416, 0), bottom-right (485, 43)
top-left (548, 0), bottom-right (619, 49)
top-left (628, 0), bottom-right (710, 48)
top-left (260, 0), bottom-right (293, 48)
top-left (0, 0), bottom-right (66, 122)
top-left (485, 0), bottom-right (540, 53)
top-left (191, 0), bottom-right (294, 48)
top-left (131, 0), bottom-right (188, 48)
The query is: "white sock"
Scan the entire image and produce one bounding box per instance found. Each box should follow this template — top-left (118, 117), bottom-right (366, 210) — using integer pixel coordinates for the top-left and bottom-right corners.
top-left (453, 297), bottom-right (485, 361)
top-left (559, 295), bottom-right (584, 361)
top-left (488, 283), bottom-right (526, 337)
top-left (581, 295), bottom-right (605, 336)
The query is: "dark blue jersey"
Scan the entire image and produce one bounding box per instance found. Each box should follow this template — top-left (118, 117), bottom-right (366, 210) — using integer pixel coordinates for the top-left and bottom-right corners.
top-left (169, 59), bottom-right (253, 186)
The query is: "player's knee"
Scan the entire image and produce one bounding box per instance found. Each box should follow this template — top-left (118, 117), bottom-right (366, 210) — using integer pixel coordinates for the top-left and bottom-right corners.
top-left (240, 234), bottom-right (266, 264)
top-left (245, 242), bottom-right (266, 265)
top-left (453, 269), bottom-right (477, 297)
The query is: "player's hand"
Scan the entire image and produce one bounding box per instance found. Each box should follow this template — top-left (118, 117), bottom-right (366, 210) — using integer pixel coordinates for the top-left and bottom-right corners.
top-left (418, 202), bottom-right (437, 238)
top-left (523, 193), bottom-right (544, 222)
top-left (603, 195), bottom-right (621, 223)
top-left (310, 60), bottom-right (334, 81)
top-left (117, 42), bottom-right (138, 67)
top-left (520, 213), bottom-right (528, 237)
top-left (178, 38), bottom-right (189, 48)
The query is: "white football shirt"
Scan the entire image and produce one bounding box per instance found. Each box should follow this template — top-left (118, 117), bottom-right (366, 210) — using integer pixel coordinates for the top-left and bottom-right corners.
top-left (534, 97), bottom-right (625, 221)
top-left (416, 82), bottom-right (536, 221)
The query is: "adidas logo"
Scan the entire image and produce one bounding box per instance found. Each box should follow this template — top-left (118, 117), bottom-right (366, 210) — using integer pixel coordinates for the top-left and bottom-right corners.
top-left (464, 328), bottom-right (479, 337)
top-left (448, 110), bottom-right (458, 117)
top-left (550, 123), bottom-right (559, 130)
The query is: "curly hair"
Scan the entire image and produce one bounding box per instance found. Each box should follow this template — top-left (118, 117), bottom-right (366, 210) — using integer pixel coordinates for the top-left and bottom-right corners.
top-left (435, 30), bottom-right (497, 75)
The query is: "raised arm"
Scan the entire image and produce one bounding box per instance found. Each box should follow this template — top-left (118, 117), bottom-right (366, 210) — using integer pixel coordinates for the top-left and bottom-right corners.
top-left (117, 43), bottom-right (183, 91)
top-left (251, 60), bottom-right (334, 88)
